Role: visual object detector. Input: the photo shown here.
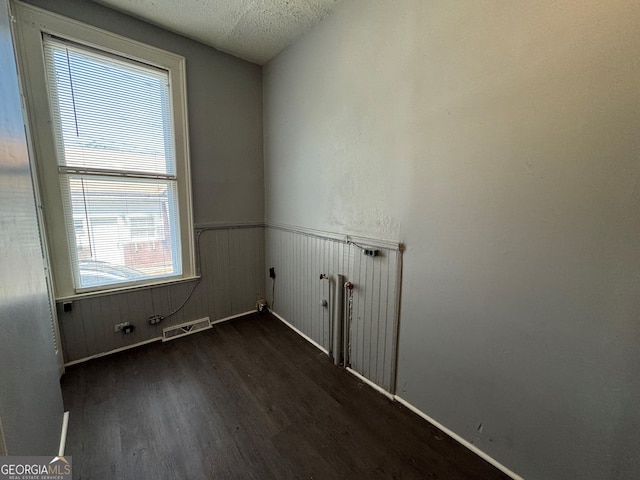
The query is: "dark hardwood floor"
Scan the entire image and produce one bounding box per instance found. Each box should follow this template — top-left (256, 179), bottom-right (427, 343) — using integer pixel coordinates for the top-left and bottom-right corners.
top-left (62, 312), bottom-right (510, 480)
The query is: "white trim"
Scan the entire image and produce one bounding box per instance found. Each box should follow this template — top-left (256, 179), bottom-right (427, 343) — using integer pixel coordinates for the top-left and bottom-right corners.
top-left (12, 1), bottom-right (195, 298)
top-left (63, 311), bottom-right (257, 366)
top-left (272, 310), bottom-right (394, 401)
top-left (394, 395), bottom-right (524, 480)
top-left (274, 305), bottom-right (521, 480)
top-left (211, 310), bottom-right (257, 324)
top-left (56, 275), bottom-right (200, 302)
top-left (346, 367), bottom-right (394, 400)
top-left (270, 311), bottom-right (330, 355)
top-left (64, 337), bottom-right (162, 366)
top-left (58, 411), bottom-right (69, 456)
top-left (266, 222), bottom-right (402, 252)
top-left (12, 1), bottom-right (185, 65)
top-left (8, 0), bottom-right (66, 380)
top-left (195, 221), bottom-right (264, 230)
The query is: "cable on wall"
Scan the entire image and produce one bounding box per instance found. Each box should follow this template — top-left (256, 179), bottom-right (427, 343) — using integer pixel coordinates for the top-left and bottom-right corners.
top-left (346, 238), bottom-right (366, 250)
top-left (271, 276), bottom-right (275, 310)
top-left (160, 224), bottom-right (263, 321)
top-left (161, 228), bottom-right (206, 321)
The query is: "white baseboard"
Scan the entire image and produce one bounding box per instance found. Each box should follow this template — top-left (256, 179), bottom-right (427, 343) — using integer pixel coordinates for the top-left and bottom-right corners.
top-left (270, 310), bottom-right (522, 480)
top-left (346, 367), bottom-right (394, 401)
top-left (58, 411), bottom-right (69, 456)
top-left (64, 337), bottom-right (162, 367)
top-left (211, 310), bottom-right (257, 324)
top-left (270, 310), bottom-right (330, 355)
top-left (64, 311), bottom-right (257, 366)
top-left (394, 395), bottom-right (523, 480)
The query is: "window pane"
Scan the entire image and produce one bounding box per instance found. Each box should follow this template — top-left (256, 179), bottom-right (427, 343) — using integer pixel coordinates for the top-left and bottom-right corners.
top-left (44, 36), bottom-right (175, 176)
top-left (60, 175), bottom-right (182, 290)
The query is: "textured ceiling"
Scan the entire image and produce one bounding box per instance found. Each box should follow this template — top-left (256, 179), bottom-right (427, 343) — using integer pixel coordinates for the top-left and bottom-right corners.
top-left (92, 0), bottom-right (342, 65)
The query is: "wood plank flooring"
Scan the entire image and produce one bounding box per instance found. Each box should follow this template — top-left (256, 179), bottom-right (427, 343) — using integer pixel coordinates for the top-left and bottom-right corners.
top-left (61, 312), bottom-right (510, 479)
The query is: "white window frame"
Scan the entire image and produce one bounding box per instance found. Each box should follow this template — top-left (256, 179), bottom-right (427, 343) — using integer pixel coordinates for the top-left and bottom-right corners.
top-left (12, 1), bottom-right (196, 299)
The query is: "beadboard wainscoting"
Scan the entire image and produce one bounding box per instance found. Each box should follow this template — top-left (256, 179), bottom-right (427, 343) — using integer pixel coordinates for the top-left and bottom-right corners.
top-left (57, 224), bottom-right (265, 363)
top-left (265, 224), bottom-right (402, 393)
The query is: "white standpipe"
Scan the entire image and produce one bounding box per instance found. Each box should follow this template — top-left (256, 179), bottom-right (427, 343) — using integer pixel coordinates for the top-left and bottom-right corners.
top-left (343, 281), bottom-right (354, 368)
top-left (333, 274), bottom-right (345, 366)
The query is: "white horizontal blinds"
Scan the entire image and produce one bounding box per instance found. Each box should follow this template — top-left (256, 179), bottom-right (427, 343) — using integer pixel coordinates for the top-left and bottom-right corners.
top-left (58, 176), bottom-right (182, 288)
top-left (43, 34), bottom-right (182, 291)
top-left (44, 35), bottom-right (175, 175)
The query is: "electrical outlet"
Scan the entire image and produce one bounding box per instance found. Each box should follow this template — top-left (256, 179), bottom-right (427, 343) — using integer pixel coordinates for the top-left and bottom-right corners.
top-left (148, 314), bottom-right (164, 325)
top-left (113, 321), bottom-right (130, 333)
top-left (363, 248), bottom-right (379, 257)
top-left (256, 299), bottom-right (268, 312)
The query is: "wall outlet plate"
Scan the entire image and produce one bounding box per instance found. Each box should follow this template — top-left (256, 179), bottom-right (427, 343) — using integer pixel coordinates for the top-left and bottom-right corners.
top-left (122, 324), bottom-right (135, 334)
top-left (114, 321), bottom-right (130, 333)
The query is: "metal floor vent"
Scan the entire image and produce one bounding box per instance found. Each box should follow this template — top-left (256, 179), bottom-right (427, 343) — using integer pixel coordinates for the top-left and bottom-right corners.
top-left (162, 317), bottom-right (212, 342)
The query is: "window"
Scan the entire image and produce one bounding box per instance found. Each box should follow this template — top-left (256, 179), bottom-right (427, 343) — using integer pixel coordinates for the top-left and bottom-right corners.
top-left (13, 4), bottom-right (195, 298)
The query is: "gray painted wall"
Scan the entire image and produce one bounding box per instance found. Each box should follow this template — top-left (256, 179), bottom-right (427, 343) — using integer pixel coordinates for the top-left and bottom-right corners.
top-left (18, 1), bottom-right (267, 361)
top-left (264, 1), bottom-right (640, 479)
top-left (23, 0), bottom-right (264, 226)
top-left (59, 226), bottom-right (265, 362)
top-left (0, 0), bottom-right (64, 454)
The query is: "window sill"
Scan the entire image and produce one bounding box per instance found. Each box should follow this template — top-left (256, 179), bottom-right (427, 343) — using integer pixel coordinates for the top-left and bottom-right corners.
top-left (55, 275), bottom-right (200, 303)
